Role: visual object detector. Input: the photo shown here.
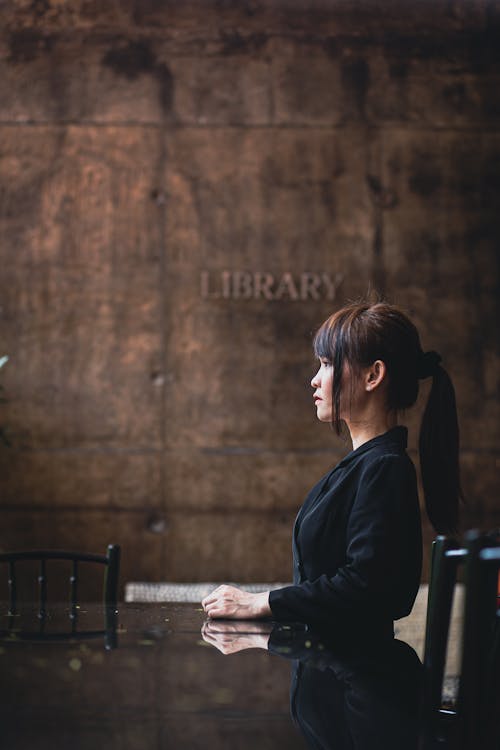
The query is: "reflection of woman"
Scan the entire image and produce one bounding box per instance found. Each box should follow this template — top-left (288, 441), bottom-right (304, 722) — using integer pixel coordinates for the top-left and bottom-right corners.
top-left (202, 302), bottom-right (461, 632)
top-left (202, 620), bottom-right (423, 750)
top-left (269, 626), bottom-right (422, 750)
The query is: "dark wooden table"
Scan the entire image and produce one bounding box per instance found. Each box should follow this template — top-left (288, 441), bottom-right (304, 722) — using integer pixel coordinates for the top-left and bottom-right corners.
top-left (1, 601), bottom-right (305, 749)
top-left (0, 601), bottom-right (427, 750)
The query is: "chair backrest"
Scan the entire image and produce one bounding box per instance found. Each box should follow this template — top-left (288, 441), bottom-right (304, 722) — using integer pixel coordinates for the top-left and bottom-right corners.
top-left (422, 531), bottom-right (499, 750)
top-left (459, 540), bottom-right (500, 750)
top-left (0, 545), bottom-right (120, 616)
top-left (422, 535), bottom-right (462, 721)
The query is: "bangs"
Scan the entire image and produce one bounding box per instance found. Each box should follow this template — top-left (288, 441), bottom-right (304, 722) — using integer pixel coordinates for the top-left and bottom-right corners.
top-left (312, 311), bottom-right (349, 436)
top-left (313, 319), bottom-right (336, 360)
top-left (312, 305), bottom-right (367, 436)
top-left (313, 307), bottom-right (355, 363)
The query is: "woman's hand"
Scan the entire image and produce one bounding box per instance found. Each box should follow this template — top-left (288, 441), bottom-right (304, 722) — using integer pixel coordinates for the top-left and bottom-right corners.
top-left (201, 585), bottom-right (272, 620)
top-left (201, 620), bottom-right (272, 654)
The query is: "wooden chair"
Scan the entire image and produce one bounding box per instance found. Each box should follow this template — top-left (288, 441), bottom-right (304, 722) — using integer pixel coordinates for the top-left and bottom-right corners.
top-left (0, 545), bottom-right (120, 649)
top-left (421, 531), bottom-right (499, 750)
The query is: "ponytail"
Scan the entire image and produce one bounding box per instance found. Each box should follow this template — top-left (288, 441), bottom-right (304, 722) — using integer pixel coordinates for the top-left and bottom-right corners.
top-left (418, 358), bottom-right (462, 535)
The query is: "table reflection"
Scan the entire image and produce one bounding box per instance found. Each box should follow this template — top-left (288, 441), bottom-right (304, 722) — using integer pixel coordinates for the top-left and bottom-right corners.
top-left (2, 602), bottom-right (427, 750)
top-left (203, 620), bottom-right (422, 750)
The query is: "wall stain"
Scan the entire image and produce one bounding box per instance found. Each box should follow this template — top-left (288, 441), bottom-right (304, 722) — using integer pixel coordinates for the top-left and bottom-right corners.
top-left (379, 29), bottom-right (500, 72)
top-left (408, 154), bottom-right (442, 197)
top-left (423, 231), bottom-right (440, 266)
top-left (341, 57), bottom-right (370, 118)
top-left (371, 219), bottom-right (385, 295)
top-left (406, 230), bottom-right (441, 270)
top-left (388, 60), bottom-right (409, 80)
top-left (102, 39), bottom-right (156, 79)
top-left (219, 31), bottom-right (268, 55)
top-left (323, 37), bottom-right (339, 59)
top-left (442, 81), bottom-right (467, 113)
top-left (366, 174), bottom-right (398, 210)
top-left (319, 180), bottom-right (336, 219)
top-left (31, 0), bottom-right (51, 19)
top-left (8, 29), bottom-right (53, 63)
top-left (156, 64), bottom-right (174, 114)
top-left (101, 39), bottom-right (174, 115)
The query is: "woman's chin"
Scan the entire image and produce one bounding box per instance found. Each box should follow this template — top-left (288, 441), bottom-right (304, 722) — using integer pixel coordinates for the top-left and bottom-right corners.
top-left (315, 407), bottom-right (332, 423)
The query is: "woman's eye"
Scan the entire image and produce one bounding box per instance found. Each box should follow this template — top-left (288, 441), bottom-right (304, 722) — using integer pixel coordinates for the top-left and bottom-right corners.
top-left (320, 358), bottom-right (331, 368)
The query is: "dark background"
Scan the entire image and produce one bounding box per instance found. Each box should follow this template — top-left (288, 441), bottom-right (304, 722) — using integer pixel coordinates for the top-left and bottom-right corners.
top-left (0, 0), bottom-right (498, 595)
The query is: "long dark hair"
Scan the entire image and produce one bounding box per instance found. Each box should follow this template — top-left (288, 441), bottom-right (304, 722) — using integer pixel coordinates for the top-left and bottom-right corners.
top-left (313, 302), bottom-right (461, 535)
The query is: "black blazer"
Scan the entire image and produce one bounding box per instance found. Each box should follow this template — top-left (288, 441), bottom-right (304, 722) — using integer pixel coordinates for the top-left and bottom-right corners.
top-left (269, 426), bottom-right (422, 631)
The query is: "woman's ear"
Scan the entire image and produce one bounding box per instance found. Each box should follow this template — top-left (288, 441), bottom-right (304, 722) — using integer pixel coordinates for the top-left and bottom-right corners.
top-left (365, 360), bottom-right (387, 391)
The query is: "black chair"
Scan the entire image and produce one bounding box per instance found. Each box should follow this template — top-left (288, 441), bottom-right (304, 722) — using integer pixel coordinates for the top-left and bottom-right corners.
top-left (422, 534), bottom-right (461, 732)
top-left (0, 545), bottom-right (120, 649)
top-left (463, 544), bottom-right (500, 750)
top-left (421, 531), bottom-right (499, 750)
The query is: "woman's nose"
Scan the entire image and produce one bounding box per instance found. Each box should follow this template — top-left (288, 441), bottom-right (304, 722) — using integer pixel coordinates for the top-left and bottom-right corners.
top-left (311, 369), bottom-right (320, 388)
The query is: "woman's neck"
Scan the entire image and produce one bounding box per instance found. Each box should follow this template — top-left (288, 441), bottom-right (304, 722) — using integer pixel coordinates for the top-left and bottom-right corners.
top-left (347, 412), bottom-right (398, 451)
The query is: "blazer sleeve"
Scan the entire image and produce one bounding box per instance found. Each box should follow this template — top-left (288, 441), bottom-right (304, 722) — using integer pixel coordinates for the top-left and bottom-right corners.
top-left (268, 454), bottom-right (421, 625)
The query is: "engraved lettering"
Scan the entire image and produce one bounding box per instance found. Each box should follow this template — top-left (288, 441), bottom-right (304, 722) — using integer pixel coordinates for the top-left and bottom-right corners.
top-left (274, 272), bottom-right (299, 301)
top-left (222, 270), bottom-right (231, 299)
top-left (300, 272), bottom-right (321, 301)
top-left (200, 270), bottom-right (220, 299)
top-left (200, 269), bottom-right (343, 302)
top-left (321, 272), bottom-right (344, 301)
top-left (253, 272), bottom-right (275, 300)
top-left (233, 271), bottom-right (253, 299)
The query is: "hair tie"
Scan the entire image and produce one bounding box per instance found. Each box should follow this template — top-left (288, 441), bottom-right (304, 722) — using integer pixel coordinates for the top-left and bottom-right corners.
top-left (417, 350), bottom-right (442, 380)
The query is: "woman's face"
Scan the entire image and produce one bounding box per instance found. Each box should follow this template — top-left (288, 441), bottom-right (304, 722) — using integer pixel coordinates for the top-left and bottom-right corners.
top-left (311, 358), bottom-right (366, 424)
top-left (311, 358), bottom-right (334, 422)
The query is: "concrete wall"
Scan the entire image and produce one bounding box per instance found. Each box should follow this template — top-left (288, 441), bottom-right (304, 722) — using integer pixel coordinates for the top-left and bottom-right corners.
top-left (0, 1), bottom-right (499, 592)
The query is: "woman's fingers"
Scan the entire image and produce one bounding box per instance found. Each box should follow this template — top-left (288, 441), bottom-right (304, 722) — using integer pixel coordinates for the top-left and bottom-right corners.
top-left (202, 584), bottom-right (237, 610)
top-left (201, 586), bottom-right (270, 619)
top-left (202, 585), bottom-right (244, 616)
top-left (206, 600), bottom-right (241, 618)
top-left (205, 607), bottom-right (225, 618)
top-left (201, 591), bottom-right (219, 608)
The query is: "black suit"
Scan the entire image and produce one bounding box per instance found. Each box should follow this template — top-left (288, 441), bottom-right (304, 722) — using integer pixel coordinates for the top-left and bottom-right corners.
top-left (269, 426), bottom-right (422, 633)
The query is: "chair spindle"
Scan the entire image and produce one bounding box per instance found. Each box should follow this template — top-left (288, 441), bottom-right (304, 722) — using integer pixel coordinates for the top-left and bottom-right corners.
top-left (38, 558), bottom-right (47, 619)
top-left (8, 560), bottom-right (17, 616)
top-left (70, 559), bottom-right (78, 614)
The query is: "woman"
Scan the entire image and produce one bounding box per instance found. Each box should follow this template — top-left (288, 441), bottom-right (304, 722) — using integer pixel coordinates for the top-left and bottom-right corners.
top-left (202, 302), bottom-right (461, 630)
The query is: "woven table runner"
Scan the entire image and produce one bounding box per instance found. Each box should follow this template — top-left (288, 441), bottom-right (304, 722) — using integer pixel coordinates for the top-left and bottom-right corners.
top-left (125, 581), bottom-right (291, 603)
